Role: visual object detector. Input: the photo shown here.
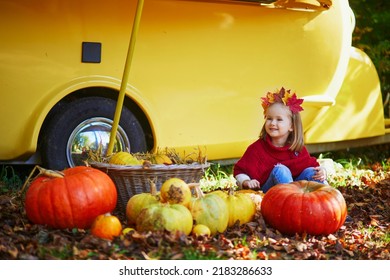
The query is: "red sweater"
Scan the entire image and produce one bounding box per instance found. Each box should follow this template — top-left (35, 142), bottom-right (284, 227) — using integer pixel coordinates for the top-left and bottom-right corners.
top-left (233, 136), bottom-right (319, 185)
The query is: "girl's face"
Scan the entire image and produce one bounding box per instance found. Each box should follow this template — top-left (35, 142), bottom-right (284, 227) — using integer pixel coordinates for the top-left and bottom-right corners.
top-left (264, 103), bottom-right (293, 146)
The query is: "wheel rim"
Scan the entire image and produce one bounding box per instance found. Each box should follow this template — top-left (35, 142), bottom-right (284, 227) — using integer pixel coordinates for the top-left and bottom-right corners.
top-left (66, 117), bottom-right (130, 167)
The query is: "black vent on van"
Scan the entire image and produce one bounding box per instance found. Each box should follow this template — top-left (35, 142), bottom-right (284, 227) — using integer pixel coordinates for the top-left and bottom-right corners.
top-left (81, 42), bottom-right (101, 63)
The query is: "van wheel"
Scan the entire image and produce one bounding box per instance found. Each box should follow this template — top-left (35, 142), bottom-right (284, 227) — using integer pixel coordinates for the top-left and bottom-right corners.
top-left (39, 96), bottom-right (147, 170)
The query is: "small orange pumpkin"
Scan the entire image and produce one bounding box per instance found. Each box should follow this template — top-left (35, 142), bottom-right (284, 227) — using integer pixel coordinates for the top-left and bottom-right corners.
top-left (90, 213), bottom-right (122, 240)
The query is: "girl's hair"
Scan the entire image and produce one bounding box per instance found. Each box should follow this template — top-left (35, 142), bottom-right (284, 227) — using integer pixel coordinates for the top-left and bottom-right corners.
top-left (259, 103), bottom-right (304, 152)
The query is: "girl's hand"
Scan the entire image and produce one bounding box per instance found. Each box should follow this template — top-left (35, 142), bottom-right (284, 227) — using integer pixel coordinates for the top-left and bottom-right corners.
top-left (313, 166), bottom-right (327, 182)
top-left (242, 179), bottom-right (260, 190)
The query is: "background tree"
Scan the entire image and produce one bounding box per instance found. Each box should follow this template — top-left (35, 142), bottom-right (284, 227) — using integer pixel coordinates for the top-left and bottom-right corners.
top-left (349, 0), bottom-right (390, 116)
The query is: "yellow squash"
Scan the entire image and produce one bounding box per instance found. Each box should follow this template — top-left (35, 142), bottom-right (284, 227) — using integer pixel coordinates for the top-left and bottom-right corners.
top-left (213, 188), bottom-right (256, 227)
top-left (188, 185), bottom-right (229, 235)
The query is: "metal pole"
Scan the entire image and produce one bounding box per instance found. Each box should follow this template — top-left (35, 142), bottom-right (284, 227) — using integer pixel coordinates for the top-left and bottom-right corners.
top-left (107, 0), bottom-right (145, 156)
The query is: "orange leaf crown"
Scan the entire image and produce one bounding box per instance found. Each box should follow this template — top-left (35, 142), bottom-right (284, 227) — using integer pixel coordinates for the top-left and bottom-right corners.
top-left (261, 87), bottom-right (304, 114)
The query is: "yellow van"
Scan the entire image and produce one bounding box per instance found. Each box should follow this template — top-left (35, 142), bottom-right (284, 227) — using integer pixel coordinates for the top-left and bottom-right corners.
top-left (0, 0), bottom-right (388, 169)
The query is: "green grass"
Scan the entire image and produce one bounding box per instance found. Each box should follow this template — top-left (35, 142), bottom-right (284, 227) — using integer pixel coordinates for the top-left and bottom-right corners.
top-left (0, 165), bottom-right (23, 193)
top-left (182, 247), bottom-right (222, 260)
top-left (199, 163), bottom-right (236, 192)
top-left (381, 232), bottom-right (390, 244)
top-left (38, 245), bottom-right (73, 260)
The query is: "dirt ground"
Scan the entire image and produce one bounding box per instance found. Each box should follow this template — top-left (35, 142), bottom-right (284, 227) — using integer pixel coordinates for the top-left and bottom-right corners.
top-left (0, 174), bottom-right (388, 260)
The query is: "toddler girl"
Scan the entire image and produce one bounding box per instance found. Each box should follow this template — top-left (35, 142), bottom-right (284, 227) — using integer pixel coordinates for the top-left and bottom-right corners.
top-left (233, 87), bottom-right (327, 193)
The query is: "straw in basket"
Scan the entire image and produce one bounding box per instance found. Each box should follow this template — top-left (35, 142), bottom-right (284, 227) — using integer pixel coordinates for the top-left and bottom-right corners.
top-left (91, 162), bottom-right (210, 213)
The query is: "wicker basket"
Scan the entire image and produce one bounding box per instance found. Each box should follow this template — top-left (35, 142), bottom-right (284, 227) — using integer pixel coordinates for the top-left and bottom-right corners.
top-left (91, 162), bottom-right (210, 213)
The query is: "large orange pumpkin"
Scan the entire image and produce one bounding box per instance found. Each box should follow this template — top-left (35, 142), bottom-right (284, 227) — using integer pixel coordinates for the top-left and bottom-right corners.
top-left (24, 166), bottom-right (117, 229)
top-left (261, 180), bottom-right (347, 235)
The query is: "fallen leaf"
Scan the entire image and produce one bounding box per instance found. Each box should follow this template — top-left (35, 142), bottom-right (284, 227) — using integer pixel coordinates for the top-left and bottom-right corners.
top-left (327, 234), bottom-right (337, 241)
top-left (295, 242), bottom-right (307, 252)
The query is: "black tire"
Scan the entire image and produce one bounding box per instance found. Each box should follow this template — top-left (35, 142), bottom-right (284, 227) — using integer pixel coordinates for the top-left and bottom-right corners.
top-left (39, 96), bottom-right (147, 170)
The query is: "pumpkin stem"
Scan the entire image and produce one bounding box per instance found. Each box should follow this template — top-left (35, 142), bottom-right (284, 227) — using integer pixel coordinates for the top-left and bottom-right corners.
top-left (20, 165), bottom-right (64, 193)
top-left (36, 166), bottom-right (65, 178)
top-left (188, 183), bottom-right (200, 197)
top-left (149, 179), bottom-right (158, 195)
top-left (192, 183), bottom-right (205, 198)
top-left (20, 165), bottom-right (39, 194)
top-left (228, 186), bottom-right (235, 196)
top-left (188, 183), bottom-right (200, 189)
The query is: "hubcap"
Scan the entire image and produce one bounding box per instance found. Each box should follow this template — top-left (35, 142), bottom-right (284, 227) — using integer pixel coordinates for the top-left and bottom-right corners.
top-left (66, 117), bottom-right (130, 166)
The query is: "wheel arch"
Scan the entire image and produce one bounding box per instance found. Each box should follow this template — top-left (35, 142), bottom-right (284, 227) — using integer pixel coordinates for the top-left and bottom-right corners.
top-left (37, 82), bottom-right (156, 157)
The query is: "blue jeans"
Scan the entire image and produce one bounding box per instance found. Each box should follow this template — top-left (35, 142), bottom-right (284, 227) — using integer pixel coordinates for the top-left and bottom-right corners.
top-left (261, 164), bottom-right (324, 193)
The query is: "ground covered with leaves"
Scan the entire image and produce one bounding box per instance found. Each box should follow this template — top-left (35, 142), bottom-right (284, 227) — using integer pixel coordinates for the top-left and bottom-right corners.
top-left (0, 146), bottom-right (389, 260)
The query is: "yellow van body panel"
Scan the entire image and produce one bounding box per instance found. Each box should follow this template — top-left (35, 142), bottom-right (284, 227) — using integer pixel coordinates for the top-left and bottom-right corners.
top-left (304, 47), bottom-right (385, 143)
top-left (0, 0), bottom-right (386, 161)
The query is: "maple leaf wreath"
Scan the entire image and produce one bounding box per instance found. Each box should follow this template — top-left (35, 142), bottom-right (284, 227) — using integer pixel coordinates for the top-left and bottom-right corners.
top-left (260, 87), bottom-right (304, 114)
